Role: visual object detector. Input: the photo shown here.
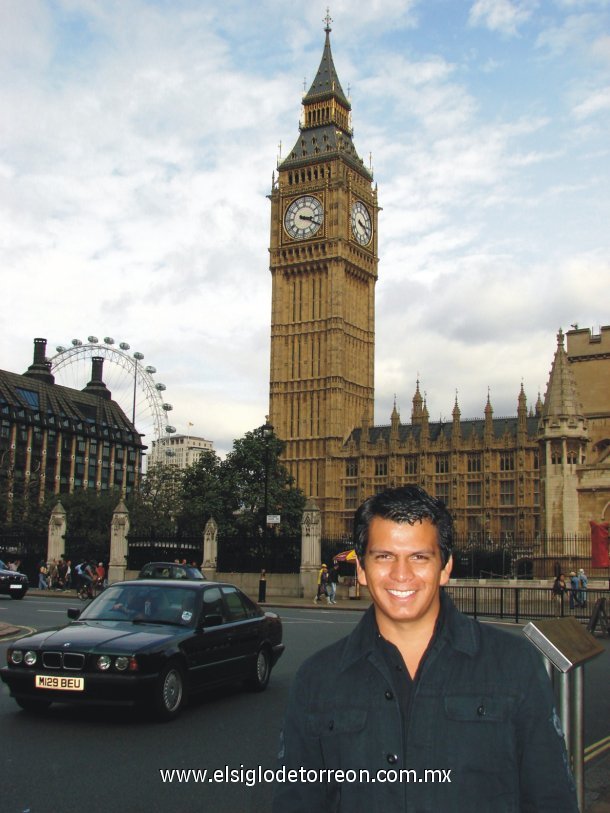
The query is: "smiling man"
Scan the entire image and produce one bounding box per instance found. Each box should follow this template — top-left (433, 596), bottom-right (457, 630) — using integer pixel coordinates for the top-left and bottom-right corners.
top-left (273, 486), bottom-right (577, 812)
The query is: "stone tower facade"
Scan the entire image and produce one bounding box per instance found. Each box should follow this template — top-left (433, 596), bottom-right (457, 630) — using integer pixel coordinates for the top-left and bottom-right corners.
top-left (268, 19), bottom-right (379, 522)
top-left (538, 330), bottom-right (589, 536)
top-left (267, 24), bottom-right (610, 545)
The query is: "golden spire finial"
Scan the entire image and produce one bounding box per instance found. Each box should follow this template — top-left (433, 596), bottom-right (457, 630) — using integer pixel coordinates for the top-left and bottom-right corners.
top-left (324, 7), bottom-right (333, 33)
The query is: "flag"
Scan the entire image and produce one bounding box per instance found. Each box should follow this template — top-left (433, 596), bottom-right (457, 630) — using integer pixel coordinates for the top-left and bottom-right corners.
top-left (590, 520), bottom-right (610, 568)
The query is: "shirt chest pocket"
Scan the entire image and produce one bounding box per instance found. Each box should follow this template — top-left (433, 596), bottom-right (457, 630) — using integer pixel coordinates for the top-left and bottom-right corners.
top-left (306, 709), bottom-right (369, 768)
top-left (442, 694), bottom-right (518, 775)
top-left (444, 694), bottom-right (514, 723)
top-left (306, 708), bottom-right (368, 737)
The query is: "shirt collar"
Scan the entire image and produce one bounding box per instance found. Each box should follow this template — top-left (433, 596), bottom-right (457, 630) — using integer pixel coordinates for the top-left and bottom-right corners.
top-left (339, 590), bottom-right (479, 675)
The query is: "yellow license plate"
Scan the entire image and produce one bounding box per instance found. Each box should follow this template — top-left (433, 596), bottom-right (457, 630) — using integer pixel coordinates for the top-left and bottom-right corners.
top-left (35, 675), bottom-right (85, 691)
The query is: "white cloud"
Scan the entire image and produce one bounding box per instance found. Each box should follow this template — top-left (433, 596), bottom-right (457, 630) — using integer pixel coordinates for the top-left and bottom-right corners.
top-left (468, 0), bottom-right (534, 36)
top-left (572, 85), bottom-right (610, 118)
top-left (1, 0), bottom-right (609, 459)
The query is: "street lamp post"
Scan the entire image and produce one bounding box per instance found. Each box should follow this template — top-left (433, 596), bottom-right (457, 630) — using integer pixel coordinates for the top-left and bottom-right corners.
top-left (260, 420), bottom-right (274, 602)
top-left (261, 420), bottom-right (274, 542)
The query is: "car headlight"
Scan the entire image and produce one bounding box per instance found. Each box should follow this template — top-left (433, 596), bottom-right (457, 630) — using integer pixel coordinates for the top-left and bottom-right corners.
top-left (114, 656), bottom-right (129, 671)
top-left (24, 651), bottom-right (37, 666)
top-left (9, 649), bottom-right (23, 665)
top-left (96, 655), bottom-right (112, 671)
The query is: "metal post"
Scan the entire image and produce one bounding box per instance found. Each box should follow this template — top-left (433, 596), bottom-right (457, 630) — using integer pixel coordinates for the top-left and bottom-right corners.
top-left (261, 420), bottom-right (273, 563)
top-left (572, 666), bottom-right (585, 812)
top-left (558, 670), bottom-right (571, 758)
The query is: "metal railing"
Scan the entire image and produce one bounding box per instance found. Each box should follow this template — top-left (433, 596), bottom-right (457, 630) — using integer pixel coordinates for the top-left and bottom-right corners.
top-left (445, 585), bottom-right (610, 625)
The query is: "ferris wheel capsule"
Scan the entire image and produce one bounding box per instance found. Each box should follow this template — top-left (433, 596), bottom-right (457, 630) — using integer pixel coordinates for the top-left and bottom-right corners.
top-left (88, 336), bottom-right (99, 344)
top-left (71, 339), bottom-right (82, 346)
top-left (162, 403), bottom-right (173, 412)
top-left (165, 425), bottom-right (176, 434)
top-left (145, 365), bottom-right (156, 374)
top-left (119, 342), bottom-right (130, 351)
top-left (56, 345), bottom-right (66, 353)
top-left (156, 383), bottom-right (166, 391)
top-left (104, 337), bottom-right (115, 344)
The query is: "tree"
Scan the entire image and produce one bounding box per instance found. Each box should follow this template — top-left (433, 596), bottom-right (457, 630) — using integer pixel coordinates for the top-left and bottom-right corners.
top-left (126, 464), bottom-right (184, 537)
top-left (60, 489), bottom-right (123, 559)
top-left (179, 450), bottom-right (225, 533)
top-left (221, 425), bottom-right (306, 537)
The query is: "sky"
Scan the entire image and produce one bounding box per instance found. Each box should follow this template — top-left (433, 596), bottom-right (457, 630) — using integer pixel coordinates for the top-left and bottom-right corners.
top-left (2, 0), bottom-right (609, 457)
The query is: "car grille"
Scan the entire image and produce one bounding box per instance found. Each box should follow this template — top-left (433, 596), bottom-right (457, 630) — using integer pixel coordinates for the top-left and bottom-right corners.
top-left (42, 651), bottom-right (86, 671)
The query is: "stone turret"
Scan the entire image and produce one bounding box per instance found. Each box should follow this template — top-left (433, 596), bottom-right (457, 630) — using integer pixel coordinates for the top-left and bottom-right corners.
top-left (411, 380), bottom-right (424, 425)
top-left (538, 330), bottom-right (588, 537)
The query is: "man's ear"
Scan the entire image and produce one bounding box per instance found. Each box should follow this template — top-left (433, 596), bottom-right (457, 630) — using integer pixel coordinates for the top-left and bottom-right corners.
top-left (356, 557), bottom-right (367, 587)
top-left (440, 555), bottom-right (453, 586)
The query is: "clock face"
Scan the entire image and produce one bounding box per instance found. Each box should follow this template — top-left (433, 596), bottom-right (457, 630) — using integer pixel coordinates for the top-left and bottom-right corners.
top-left (351, 201), bottom-right (372, 246)
top-left (284, 196), bottom-right (324, 240)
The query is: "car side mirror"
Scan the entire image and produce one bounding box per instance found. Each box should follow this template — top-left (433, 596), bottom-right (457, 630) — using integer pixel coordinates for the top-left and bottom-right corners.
top-left (203, 613), bottom-right (223, 628)
top-left (67, 607), bottom-right (81, 620)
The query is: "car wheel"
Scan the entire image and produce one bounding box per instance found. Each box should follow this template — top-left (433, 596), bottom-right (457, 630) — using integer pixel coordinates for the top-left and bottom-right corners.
top-left (15, 697), bottom-right (51, 713)
top-left (10, 593), bottom-right (25, 600)
top-left (246, 647), bottom-right (271, 692)
top-left (152, 662), bottom-right (186, 721)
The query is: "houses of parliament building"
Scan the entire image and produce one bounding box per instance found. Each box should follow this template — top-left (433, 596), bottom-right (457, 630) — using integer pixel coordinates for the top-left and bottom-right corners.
top-left (268, 20), bottom-right (610, 541)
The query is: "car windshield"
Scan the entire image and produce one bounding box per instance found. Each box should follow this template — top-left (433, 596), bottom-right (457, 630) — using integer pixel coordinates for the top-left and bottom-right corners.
top-left (79, 584), bottom-right (199, 627)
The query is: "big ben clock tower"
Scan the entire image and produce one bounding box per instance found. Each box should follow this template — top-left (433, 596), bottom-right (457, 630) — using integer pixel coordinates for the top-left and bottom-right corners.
top-left (268, 15), bottom-right (379, 532)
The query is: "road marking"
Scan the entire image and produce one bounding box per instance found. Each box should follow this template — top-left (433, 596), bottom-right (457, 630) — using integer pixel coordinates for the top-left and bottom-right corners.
top-left (585, 735), bottom-right (610, 763)
top-left (0, 625), bottom-right (35, 641)
top-left (37, 609), bottom-right (67, 613)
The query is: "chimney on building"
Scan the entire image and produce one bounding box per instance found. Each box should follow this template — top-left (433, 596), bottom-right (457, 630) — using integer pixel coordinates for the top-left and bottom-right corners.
top-left (83, 356), bottom-right (112, 400)
top-left (23, 337), bottom-right (55, 385)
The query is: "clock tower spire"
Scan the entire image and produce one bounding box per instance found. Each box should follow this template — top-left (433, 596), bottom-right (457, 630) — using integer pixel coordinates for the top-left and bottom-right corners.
top-left (268, 20), bottom-right (379, 533)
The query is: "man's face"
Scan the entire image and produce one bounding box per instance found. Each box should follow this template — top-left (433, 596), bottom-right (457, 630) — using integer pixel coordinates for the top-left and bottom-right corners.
top-left (356, 516), bottom-right (452, 635)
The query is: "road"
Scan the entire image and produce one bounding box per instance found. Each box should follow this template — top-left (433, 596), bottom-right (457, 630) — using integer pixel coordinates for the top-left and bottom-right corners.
top-left (0, 595), bottom-right (608, 813)
top-left (0, 595), bottom-right (360, 813)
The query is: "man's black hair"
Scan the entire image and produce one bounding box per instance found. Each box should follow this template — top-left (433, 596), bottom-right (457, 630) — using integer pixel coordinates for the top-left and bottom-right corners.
top-left (353, 485), bottom-right (453, 566)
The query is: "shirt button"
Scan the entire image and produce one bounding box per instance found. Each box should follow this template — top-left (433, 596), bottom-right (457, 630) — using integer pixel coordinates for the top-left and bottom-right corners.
top-left (385, 690), bottom-right (394, 700)
top-left (328, 720), bottom-right (334, 731)
top-left (387, 754), bottom-right (398, 765)
top-left (477, 705), bottom-right (486, 717)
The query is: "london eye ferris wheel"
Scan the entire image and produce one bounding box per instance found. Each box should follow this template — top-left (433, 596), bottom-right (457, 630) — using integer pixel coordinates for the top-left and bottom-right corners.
top-left (50, 336), bottom-right (176, 467)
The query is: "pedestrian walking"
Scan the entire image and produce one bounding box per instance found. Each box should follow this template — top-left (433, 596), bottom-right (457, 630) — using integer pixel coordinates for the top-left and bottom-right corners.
top-left (569, 571), bottom-right (580, 609)
top-left (313, 564), bottom-right (330, 604)
top-left (551, 573), bottom-right (567, 616)
top-left (38, 561), bottom-right (48, 590)
top-left (328, 563), bottom-right (340, 604)
top-left (578, 568), bottom-right (588, 607)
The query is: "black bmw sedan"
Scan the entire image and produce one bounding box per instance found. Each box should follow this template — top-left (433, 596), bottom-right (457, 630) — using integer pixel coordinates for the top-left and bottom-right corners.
top-left (1, 580), bottom-right (284, 721)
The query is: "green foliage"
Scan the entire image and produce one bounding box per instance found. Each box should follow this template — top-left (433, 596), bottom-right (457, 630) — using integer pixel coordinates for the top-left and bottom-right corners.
top-left (179, 450), bottom-right (225, 533)
top-left (154, 426), bottom-right (306, 538)
top-left (60, 489), bottom-right (122, 551)
top-left (126, 464), bottom-right (185, 537)
top-left (221, 426), bottom-right (305, 536)
top-left (1, 427), bottom-right (306, 548)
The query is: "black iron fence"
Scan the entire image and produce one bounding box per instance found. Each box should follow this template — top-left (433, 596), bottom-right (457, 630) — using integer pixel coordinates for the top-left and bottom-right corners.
top-left (445, 585), bottom-right (610, 625)
top-left (63, 532), bottom-right (110, 570)
top-left (216, 532), bottom-right (301, 574)
top-left (126, 533), bottom-right (203, 571)
top-left (0, 528), bottom-right (47, 582)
